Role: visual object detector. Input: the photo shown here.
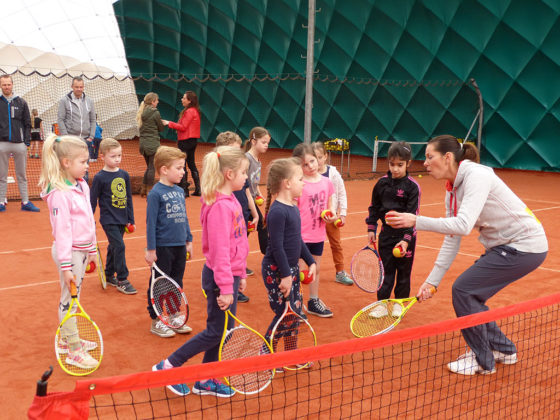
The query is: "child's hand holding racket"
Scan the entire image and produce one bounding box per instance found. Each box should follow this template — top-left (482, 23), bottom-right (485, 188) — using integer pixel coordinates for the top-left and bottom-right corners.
top-left (279, 276), bottom-right (292, 297)
top-left (417, 282), bottom-right (437, 302)
top-left (63, 270), bottom-right (74, 289)
top-left (145, 249), bottom-right (157, 266)
top-left (367, 230), bottom-right (377, 244)
top-left (186, 241), bottom-right (193, 261)
top-left (218, 292), bottom-right (234, 310)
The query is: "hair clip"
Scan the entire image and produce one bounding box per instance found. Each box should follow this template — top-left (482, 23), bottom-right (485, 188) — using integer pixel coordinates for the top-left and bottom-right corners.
top-left (55, 137), bottom-right (61, 142)
top-left (217, 152), bottom-right (220, 158)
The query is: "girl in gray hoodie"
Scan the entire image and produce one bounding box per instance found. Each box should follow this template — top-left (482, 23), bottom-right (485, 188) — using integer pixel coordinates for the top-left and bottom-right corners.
top-left (387, 135), bottom-right (548, 376)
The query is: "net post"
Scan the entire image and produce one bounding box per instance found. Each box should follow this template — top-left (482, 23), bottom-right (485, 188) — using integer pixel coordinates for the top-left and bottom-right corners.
top-left (470, 78), bottom-right (484, 151)
top-left (372, 136), bottom-right (379, 172)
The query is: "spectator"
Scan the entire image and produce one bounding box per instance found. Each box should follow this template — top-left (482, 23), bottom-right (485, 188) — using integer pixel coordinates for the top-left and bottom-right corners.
top-left (57, 76), bottom-right (96, 182)
top-left (0, 74), bottom-right (40, 212)
top-left (89, 115), bottom-right (102, 162)
top-left (29, 108), bottom-right (44, 158)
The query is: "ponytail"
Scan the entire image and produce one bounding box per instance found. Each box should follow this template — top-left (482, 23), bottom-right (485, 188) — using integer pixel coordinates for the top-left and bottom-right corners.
top-left (428, 135), bottom-right (480, 164)
top-left (39, 134), bottom-right (87, 192)
top-left (201, 146), bottom-right (247, 205)
top-left (136, 92), bottom-right (159, 129)
top-left (263, 157), bottom-right (301, 227)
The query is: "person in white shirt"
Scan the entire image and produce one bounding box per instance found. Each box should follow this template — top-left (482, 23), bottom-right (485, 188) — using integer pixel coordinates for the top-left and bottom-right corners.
top-left (387, 134), bottom-right (548, 376)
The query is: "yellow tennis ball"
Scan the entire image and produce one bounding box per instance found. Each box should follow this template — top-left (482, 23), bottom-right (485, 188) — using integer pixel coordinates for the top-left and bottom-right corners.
top-left (418, 174), bottom-right (423, 178)
top-left (393, 245), bottom-right (404, 258)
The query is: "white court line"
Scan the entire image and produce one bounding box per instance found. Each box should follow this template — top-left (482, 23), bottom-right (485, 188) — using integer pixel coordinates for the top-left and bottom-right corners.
top-left (3, 234), bottom-right (558, 292)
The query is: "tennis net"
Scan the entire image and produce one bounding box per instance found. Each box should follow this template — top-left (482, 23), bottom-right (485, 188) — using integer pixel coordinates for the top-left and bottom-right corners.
top-left (29, 292), bottom-right (560, 419)
top-left (371, 137), bottom-right (430, 175)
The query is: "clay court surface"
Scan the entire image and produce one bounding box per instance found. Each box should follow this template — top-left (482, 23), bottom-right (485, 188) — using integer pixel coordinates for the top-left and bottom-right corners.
top-left (1, 144), bottom-right (559, 418)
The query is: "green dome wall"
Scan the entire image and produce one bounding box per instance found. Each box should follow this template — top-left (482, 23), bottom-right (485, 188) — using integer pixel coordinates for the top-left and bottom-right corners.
top-left (114, 0), bottom-right (560, 171)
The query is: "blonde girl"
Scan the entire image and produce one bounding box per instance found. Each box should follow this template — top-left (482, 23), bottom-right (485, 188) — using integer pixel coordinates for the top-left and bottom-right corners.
top-left (153, 146), bottom-right (249, 398)
top-left (292, 143), bottom-right (336, 318)
top-left (262, 158), bottom-right (316, 343)
top-left (137, 92), bottom-right (164, 197)
top-left (39, 134), bottom-right (98, 369)
top-left (311, 141), bottom-right (353, 285)
top-left (29, 108), bottom-right (44, 158)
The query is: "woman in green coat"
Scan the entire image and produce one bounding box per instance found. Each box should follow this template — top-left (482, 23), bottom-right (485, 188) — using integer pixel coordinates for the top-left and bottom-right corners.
top-left (137, 92), bottom-right (164, 197)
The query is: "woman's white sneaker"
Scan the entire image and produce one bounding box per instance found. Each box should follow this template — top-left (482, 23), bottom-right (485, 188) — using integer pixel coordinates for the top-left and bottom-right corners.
top-left (447, 350), bottom-right (496, 375)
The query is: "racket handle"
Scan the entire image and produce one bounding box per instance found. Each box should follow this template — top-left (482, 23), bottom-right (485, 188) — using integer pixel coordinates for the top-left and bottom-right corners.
top-left (429, 286), bottom-right (437, 295)
top-left (70, 282), bottom-right (78, 296)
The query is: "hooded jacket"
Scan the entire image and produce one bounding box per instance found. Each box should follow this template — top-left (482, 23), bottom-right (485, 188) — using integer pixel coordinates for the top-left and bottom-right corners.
top-left (57, 92), bottom-right (96, 139)
top-left (139, 106), bottom-right (164, 155)
top-left (41, 179), bottom-right (97, 271)
top-left (0, 95), bottom-right (31, 144)
top-left (417, 160), bottom-right (548, 287)
top-left (200, 193), bottom-right (249, 295)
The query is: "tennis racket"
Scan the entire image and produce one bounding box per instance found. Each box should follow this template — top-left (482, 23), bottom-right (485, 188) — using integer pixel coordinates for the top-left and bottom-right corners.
top-left (150, 263), bottom-right (189, 329)
top-left (350, 287), bottom-right (437, 338)
top-left (350, 242), bottom-right (384, 293)
top-left (55, 281), bottom-right (103, 376)
top-left (96, 244), bottom-right (106, 289)
top-left (202, 287), bottom-right (274, 394)
top-left (269, 298), bottom-right (317, 370)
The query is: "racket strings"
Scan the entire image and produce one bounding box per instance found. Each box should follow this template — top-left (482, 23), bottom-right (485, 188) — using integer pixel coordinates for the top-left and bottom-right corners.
top-left (56, 314), bottom-right (103, 374)
top-left (222, 327), bottom-right (273, 394)
top-left (352, 301), bottom-right (401, 336)
top-left (351, 249), bottom-right (383, 292)
top-left (152, 277), bottom-right (186, 326)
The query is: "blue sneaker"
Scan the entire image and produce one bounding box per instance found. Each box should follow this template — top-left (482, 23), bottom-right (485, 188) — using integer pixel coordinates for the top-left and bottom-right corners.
top-left (152, 361), bottom-right (190, 396)
top-left (192, 379), bottom-right (235, 398)
top-left (21, 201), bottom-right (40, 212)
top-left (0, 203), bottom-right (5, 212)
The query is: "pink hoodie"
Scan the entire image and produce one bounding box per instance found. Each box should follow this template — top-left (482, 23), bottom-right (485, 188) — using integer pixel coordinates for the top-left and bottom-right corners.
top-left (200, 192), bottom-right (248, 295)
top-left (41, 179), bottom-right (97, 271)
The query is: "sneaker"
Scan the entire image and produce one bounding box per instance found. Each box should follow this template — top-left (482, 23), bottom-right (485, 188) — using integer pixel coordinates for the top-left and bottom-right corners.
top-left (447, 350), bottom-right (496, 375)
top-left (391, 304), bottom-right (403, 318)
top-left (21, 201), bottom-right (40, 212)
top-left (117, 279), bottom-right (137, 295)
top-left (169, 313), bottom-right (192, 334)
top-left (246, 268), bottom-right (254, 276)
top-left (276, 361), bottom-right (314, 373)
top-left (237, 291), bottom-right (250, 303)
top-left (152, 361), bottom-right (190, 396)
top-left (58, 337), bottom-right (98, 354)
top-left (0, 203), bottom-right (5, 212)
top-left (307, 298), bottom-right (333, 318)
top-left (106, 276), bottom-right (118, 287)
top-left (493, 350), bottom-right (518, 365)
top-left (34, 154), bottom-right (40, 159)
top-left (66, 349), bottom-right (99, 369)
top-left (335, 271), bottom-right (354, 285)
top-left (192, 379), bottom-right (235, 398)
top-left (150, 319), bottom-right (176, 338)
top-left (368, 303), bottom-right (388, 318)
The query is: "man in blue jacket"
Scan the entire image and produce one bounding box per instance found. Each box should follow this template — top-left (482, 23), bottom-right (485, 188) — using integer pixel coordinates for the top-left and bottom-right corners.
top-left (0, 75), bottom-right (40, 212)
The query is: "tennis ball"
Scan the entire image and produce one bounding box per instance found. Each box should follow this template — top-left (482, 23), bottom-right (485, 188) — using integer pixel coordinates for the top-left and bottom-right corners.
top-left (125, 223), bottom-right (135, 234)
top-left (86, 261), bottom-right (96, 273)
top-left (247, 220), bottom-right (256, 232)
top-left (186, 251), bottom-right (191, 261)
top-left (334, 218), bottom-right (344, 228)
top-left (321, 209), bottom-right (334, 221)
top-left (418, 174), bottom-right (423, 178)
top-left (393, 245), bottom-right (405, 258)
top-left (299, 270), bottom-right (314, 284)
top-left (255, 195), bottom-right (264, 206)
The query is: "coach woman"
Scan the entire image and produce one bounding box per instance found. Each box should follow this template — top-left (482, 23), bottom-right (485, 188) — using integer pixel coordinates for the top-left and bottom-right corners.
top-left (386, 134), bottom-right (547, 376)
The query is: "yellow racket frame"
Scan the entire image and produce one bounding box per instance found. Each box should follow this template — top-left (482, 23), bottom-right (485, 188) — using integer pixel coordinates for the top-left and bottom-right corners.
top-left (55, 282), bottom-right (103, 376)
top-left (96, 244), bottom-right (106, 289)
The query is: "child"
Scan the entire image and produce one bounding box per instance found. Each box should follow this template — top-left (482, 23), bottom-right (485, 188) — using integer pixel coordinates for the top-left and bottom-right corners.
top-left (365, 141), bottom-right (420, 317)
top-left (262, 158), bottom-right (316, 344)
top-left (90, 138), bottom-right (136, 294)
top-left (312, 141), bottom-right (353, 285)
top-left (245, 126), bottom-right (270, 256)
top-left (39, 134), bottom-right (99, 369)
top-left (90, 117), bottom-right (102, 162)
top-left (29, 108), bottom-right (43, 158)
top-left (145, 146), bottom-right (194, 337)
top-left (216, 131), bottom-right (258, 302)
top-left (292, 143), bottom-right (336, 317)
top-left (153, 146), bottom-right (249, 397)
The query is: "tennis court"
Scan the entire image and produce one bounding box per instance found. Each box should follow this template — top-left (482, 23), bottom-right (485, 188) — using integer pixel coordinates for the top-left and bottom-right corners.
top-left (1, 144), bottom-right (559, 418)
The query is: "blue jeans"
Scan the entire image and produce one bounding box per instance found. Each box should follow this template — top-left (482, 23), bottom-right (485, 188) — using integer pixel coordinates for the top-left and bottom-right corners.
top-left (167, 265), bottom-right (240, 367)
top-left (102, 224), bottom-right (128, 282)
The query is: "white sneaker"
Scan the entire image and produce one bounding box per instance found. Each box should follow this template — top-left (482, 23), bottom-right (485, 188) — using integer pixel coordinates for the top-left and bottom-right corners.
top-left (66, 349), bottom-right (99, 369)
top-left (368, 303), bottom-right (388, 318)
top-left (447, 350), bottom-right (496, 375)
top-left (169, 314), bottom-right (192, 334)
top-left (493, 350), bottom-right (518, 365)
top-left (58, 337), bottom-right (98, 354)
top-left (150, 319), bottom-right (176, 338)
top-left (391, 304), bottom-right (402, 318)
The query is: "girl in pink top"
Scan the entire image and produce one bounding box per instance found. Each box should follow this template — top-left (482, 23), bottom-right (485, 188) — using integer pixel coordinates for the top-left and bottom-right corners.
top-left (293, 143), bottom-right (336, 318)
top-left (152, 146), bottom-right (250, 398)
top-left (39, 134), bottom-right (98, 370)
top-left (163, 90), bottom-right (202, 197)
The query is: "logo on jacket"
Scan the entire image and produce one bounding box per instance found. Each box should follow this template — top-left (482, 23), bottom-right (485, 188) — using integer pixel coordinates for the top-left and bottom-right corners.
top-left (396, 189), bottom-right (404, 198)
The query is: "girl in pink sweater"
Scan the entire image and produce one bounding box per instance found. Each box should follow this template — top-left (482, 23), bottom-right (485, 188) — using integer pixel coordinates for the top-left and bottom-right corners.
top-left (39, 134), bottom-right (98, 370)
top-left (153, 146), bottom-right (250, 397)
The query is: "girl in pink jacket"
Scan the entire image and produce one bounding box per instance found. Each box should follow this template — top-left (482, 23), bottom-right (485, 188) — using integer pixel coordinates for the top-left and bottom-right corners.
top-left (152, 146), bottom-right (250, 397)
top-left (39, 134), bottom-right (98, 370)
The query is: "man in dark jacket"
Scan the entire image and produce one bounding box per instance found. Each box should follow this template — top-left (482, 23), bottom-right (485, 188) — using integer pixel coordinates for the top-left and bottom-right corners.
top-left (0, 75), bottom-right (40, 212)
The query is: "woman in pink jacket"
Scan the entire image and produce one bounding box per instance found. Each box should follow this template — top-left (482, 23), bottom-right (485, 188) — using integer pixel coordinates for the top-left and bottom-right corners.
top-left (163, 91), bottom-right (201, 197)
